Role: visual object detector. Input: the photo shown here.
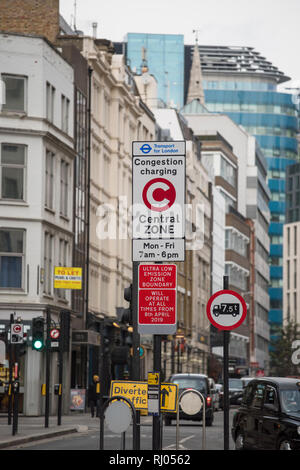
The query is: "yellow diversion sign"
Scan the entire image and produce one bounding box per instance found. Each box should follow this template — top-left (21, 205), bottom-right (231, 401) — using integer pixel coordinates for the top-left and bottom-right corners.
top-left (110, 381), bottom-right (178, 413)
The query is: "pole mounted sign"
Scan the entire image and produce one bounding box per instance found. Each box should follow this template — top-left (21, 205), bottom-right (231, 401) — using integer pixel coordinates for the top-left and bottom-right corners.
top-left (206, 289), bottom-right (247, 330)
top-left (138, 264), bottom-right (177, 335)
top-left (132, 141), bottom-right (185, 262)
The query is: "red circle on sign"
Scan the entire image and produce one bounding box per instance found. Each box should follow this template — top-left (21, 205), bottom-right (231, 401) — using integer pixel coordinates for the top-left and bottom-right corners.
top-left (142, 178), bottom-right (176, 212)
top-left (206, 289), bottom-right (247, 331)
top-left (13, 325), bottom-right (22, 333)
top-left (50, 329), bottom-right (60, 339)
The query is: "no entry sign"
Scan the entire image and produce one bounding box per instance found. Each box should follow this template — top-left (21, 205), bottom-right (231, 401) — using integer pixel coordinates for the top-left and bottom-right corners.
top-left (138, 264), bottom-right (177, 334)
top-left (206, 289), bottom-right (247, 330)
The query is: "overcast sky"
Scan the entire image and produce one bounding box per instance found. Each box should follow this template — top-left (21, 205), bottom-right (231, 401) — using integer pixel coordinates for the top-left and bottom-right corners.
top-left (60, 0), bottom-right (300, 89)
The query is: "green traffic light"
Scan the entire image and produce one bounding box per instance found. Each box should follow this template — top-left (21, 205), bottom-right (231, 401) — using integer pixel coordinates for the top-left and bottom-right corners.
top-left (33, 339), bottom-right (43, 350)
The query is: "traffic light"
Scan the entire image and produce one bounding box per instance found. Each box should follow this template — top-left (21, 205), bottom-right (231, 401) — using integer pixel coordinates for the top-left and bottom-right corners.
top-left (59, 310), bottom-right (70, 352)
top-left (32, 317), bottom-right (45, 351)
top-left (117, 285), bottom-right (133, 325)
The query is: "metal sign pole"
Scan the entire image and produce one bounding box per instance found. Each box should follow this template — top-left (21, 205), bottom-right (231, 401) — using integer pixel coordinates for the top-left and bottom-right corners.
top-left (45, 309), bottom-right (51, 428)
top-left (152, 336), bottom-right (162, 451)
top-left (132, 261), bottom-right (140, 450)
top-left (223, 275), bottom-right (230, 450)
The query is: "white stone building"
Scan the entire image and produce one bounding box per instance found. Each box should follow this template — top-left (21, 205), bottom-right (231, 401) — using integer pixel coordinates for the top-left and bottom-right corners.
top-left (0, 33), bottom-right (75, 415)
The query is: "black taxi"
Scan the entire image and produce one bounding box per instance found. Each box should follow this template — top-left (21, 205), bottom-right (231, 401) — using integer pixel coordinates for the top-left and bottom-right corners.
top-left (232, 377), bottom-right (300, 450)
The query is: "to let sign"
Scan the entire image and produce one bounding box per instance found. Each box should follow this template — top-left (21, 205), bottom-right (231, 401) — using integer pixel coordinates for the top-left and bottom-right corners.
top-left (54, 267), bottom-right (82, 290)
top-left (138, 264), bottom-right (177, 335)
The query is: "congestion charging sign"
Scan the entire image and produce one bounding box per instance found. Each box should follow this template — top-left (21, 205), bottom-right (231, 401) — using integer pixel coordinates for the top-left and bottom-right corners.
top-left (132, 141), bottom-right (185, 262)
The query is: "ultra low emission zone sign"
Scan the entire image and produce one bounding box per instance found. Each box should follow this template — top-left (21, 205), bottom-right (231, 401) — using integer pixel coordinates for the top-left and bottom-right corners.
top-left (132, 141), bottom-right (185, 262)
top-left (138, 264), bottom-right (177, 335)
top-left (110, 380), bottom-right (178, 413)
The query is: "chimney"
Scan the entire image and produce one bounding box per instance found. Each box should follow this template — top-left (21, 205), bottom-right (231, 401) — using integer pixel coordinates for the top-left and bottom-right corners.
top-left (92, 22), bottom-right (98, 38)
top-left (0, 0), bottom-right (60, 44)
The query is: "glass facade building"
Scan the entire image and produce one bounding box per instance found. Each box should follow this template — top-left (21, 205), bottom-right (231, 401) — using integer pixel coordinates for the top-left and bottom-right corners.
top-left (184, 45), bottom-right (299, 341)
top-left (125, 33), bottom-right (184, 109)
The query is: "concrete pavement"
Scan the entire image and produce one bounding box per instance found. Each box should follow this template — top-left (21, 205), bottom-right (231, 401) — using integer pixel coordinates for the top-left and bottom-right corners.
top-left (0, 412), bottom-right (153, 449)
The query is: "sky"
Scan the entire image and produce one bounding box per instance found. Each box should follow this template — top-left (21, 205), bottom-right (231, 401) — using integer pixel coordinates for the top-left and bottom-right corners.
top-left (60, 0), bottom-right (300, 89)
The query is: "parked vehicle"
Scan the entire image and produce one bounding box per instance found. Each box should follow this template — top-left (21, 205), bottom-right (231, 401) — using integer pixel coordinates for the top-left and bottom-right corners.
top-left (232, 377), bottom-right (300, 450)
top-left (215, 383), bottom-right (223, 410)
top-left (208, 378), bottom-right (220, 411)
top-left (219, 378), bottom-right (244, 409)
top-left (241, 376), bottom-right (254, 388)
top-left (164, 373), bottom-right (214, 426)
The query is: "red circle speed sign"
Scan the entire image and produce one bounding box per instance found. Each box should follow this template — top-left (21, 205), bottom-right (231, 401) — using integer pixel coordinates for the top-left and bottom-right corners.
top-left (206, 289), bottom-right (247, 331)
top-left (142, 178), bottom-right (176, 212)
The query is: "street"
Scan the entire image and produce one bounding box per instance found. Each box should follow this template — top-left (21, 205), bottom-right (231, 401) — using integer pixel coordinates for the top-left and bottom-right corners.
top-left (9, 409), bottom-right (236, 451)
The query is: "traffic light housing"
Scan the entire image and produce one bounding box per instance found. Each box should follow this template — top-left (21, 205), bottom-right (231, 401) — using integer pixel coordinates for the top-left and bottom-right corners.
top-left (117, 285), bottom-right (133, 325)
top-left (32, 317), bottom-right (45, 351)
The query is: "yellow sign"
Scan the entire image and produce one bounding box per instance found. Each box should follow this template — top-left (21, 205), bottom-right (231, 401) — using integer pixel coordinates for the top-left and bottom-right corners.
top-left (54, 267), bottom-right (82, 290)
top-left (110, 381), bottom-right (178, 413)
top-left (148, 372), bottom-right (160, 385)
top-left (110, 381), bottom-right (148, 410)
top-left (160, 383), bottom-right (178, 413)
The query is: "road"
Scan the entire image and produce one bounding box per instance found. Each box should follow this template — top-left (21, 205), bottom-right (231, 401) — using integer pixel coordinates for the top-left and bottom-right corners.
top-left (10, 408), bottom-right (236, 451)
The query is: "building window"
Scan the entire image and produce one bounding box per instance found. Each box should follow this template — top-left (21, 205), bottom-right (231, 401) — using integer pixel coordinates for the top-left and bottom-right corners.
top-left (1, 75), bottom-right (26, 112)
top-left (45, 150), bottom-right (54, 210)
top-left (0, 228), bottom-right (25, 289)
top-left (61, 95), bottom-right (70, 134)
top-left (57, 238), bottom-right (68, 300)
top-left (46, 82), bottom-right (55, 123)
top-left (43, 232), bottom-right (53, 296)
top-left (0, 144), bottom-right (26, 200)
top-left (60, 160), bottom-right (69, 217)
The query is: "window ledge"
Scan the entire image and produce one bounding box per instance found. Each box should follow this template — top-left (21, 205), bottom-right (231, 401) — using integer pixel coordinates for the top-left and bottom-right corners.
top-left (0, 110), bottom-right (27, 117)
top-left (0, 200), bottom-right (28, 206)
top-left (44, 206), bottom-right (55, 215)
top-left (59, 214), bottom-right (70, 222)
top-left (0, 289), bottom-right (25, 294)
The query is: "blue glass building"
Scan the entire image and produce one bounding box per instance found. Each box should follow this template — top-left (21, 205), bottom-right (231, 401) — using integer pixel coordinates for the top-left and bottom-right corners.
top-left (184, 45), bottom-right (299, 341)
top-left (125, 33), bottom-right (184, 109)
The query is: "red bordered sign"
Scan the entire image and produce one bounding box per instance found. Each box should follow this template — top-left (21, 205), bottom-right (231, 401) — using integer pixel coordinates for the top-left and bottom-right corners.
top-left (206, 289), bottom-right (247, 331)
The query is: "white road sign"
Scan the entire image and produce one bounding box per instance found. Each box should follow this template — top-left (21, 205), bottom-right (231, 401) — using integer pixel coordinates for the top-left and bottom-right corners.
top-left (132, 141), bottom-right (186, 261)
top-left (132, 238), bottom-right (185, 262)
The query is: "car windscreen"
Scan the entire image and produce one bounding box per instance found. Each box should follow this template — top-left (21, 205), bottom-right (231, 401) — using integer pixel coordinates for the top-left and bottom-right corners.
top-left (172, 377), bottom-right (208, 394)
top-left (229, 379), bottom-right (243, 389)
top-left (280, 389), bottom-right (300, 413)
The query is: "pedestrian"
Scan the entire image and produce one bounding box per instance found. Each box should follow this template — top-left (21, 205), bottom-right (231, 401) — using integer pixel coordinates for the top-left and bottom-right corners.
top-left (88, 374), bottom-right (100, 417)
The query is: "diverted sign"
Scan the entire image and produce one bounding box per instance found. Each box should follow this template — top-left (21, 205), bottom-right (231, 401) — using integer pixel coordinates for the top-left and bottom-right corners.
top-left (138, 264), bottom-right (177, 335)
top-left (110, 381), bottom-right (178, 413)
top-left (54, 267), bottom-right (82, 290)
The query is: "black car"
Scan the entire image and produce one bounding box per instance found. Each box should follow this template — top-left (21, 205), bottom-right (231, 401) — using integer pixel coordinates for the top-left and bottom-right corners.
top-left (219, 378), bottom-right (244, 409)
top-left (232, 377), bottom-right (300, 450)
top-left (164, 373), bottom-right (214, 426)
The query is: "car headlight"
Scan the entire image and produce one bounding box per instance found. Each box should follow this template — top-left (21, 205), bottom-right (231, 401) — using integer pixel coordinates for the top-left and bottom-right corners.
top-left (297, 426), bottom-right (300, 436)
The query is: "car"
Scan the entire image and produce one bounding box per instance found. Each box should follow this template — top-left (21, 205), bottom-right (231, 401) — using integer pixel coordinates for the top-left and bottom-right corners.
top-left (241, 376), bottom-right (254, 388)
top-left (164, 373), bottom-right (214, 426)
top-left (215, 383), bottom-right (223, 410)
top-left (232, 377), bottom-right (300, 450)
top-left (219, 378), bottom-right (244, 408)
top-left (208, 377), bottom-right (220, 411)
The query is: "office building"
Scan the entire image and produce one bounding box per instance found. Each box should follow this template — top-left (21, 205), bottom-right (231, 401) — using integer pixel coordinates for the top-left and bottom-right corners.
top-left (121, 33), bottom-right (185, 109)
top-left (184, 44), bottom-right (298, 341)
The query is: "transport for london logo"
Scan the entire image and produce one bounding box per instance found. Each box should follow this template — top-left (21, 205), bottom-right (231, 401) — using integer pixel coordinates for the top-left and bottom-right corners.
top-left (140, 143), bottom-right (152, 154)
